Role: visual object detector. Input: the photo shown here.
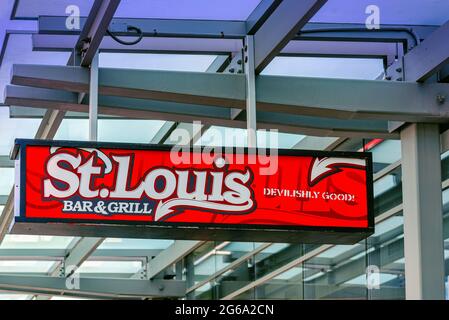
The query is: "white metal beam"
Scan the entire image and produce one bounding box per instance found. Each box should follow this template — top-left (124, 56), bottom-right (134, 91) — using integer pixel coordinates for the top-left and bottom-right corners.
top-left (400, 123), bottom-right (445, 299)
top-left (148, 241), bottom-right (204, 280)
top-left (253, 0), bottom-right (327, 73)
top-left (245, 35), bottom-right (257, 148)
top-left (75, 0), bottom-right (121, 67)
top-left (0, 274), bottom-right (185, 298)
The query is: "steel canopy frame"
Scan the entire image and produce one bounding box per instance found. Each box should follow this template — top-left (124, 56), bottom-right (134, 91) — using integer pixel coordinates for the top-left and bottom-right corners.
top-left (7, 64), bottom-right (449, 123)
top-left (387, 19), bottom-right (449, 83)
top-left (5, 84), bottom-right (397, 138)
top-left (3, 0), bottom-right (448, 300)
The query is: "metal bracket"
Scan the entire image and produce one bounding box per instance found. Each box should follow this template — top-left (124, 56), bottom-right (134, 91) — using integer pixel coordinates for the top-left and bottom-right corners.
top-left (139, 259), bottom-right (149, 280)
top-left (58, 261), bottom-right (66, 277)
top-left (385, 57), bottom-right (405, 82)
top-left (224, 50), bottom-right (244, 74)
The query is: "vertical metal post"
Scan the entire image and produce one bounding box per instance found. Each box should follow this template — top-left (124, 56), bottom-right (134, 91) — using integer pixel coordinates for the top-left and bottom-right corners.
top-left (244, 36), bottom-right (257, 148)
top-left (89, 52), bottom-right (99, 141)
top-left (400, 123), bottom-right (445, 300)
top-left (185, 254), bottom-right (195, 300)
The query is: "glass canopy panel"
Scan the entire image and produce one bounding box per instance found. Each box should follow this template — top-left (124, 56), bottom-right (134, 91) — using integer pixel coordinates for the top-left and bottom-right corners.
top-left (0, 108), bottom-right (41, 155)
top-left (98, 238), bottom-right (173, 250)
top-left (98, 119), bottom-right (166, 143)
top-left (315, 244), bottom-right (357, 259)
top-left (374, 174), bottom-right (397, 198)
top-left (345, 273), bottom-right (397, 286)
top-left (261, 57), bottom-right (384, 80)
top-left (371, 140), bottom-right (401, 166)
top-left (0, 168), bottom-right (13, 195)
top-left (0, 235), bottom-right (74, 249)
top-left (0, 260), bottom-right (56, 273)
top-left (197, 126), bottom-right (305, 149)
top-left (51, 296), bottom-right (90, 300)
top-left (76, 260), bottom-right (142, 275)
top-left (370, 214), bottom-right (403, 241)
top-left (254, 265), bottom-right (305, 299)
top-left (13, 0), bottom-right (94, 19)
top-left (0, 293), bottom-right (32, 300)
top-left (311, 0), bottom-right (449, 26)
top-left (54, 119), bottom-right (89, 141)
top-left (14, 0), bottom-right (262, 20)
top-left (99, 53), bottom-right (218, 72)
top-left (55, 118), bottom-right (168, 143)
top-left (114, 0), bottom-right (262, 20)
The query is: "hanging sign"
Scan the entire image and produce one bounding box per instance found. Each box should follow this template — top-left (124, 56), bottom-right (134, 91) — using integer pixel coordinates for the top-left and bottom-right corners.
top-left (11, 139), bottom-right (374, 243)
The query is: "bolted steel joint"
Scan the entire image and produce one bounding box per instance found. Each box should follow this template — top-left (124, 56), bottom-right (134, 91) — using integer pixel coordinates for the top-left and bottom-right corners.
top-left (436, 94), bottom-right (446, 105)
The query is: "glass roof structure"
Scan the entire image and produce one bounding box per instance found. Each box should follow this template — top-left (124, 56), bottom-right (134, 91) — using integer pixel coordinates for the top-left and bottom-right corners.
top-left (0, 0), bottom-right (449, 300)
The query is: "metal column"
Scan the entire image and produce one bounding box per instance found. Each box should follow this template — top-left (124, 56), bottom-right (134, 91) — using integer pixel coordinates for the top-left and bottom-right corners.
top-left (400, 123), bottom-right (445, 299)
top-left (185, 254), bottom-right (195, 300)
top-left (245, 35), bottom-right (257, 148)
top-left (89, 52), bottom-right (99, 141)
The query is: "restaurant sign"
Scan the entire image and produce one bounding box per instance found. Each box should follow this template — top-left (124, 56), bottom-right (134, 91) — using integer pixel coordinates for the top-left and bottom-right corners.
top-left (10, 139), bottom-right (374, 243)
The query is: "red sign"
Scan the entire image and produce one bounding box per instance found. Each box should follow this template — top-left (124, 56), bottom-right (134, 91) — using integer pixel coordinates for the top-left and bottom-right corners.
top-left (12, 139), bottom-right (374, 243)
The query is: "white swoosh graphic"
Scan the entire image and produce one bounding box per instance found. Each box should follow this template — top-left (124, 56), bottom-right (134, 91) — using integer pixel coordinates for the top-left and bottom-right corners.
top-left (154, 198), bottom-right (254, 221)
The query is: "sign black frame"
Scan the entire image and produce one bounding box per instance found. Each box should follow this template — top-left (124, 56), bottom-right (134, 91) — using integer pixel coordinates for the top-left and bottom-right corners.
top-left (11, 139), bottom-right (375, 244)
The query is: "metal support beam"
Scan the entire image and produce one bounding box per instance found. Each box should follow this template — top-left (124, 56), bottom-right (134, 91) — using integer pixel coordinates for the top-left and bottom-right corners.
top-left (33, 34), bottom-right (243, 55)
top-left (37, 15), bottom-right (437, 46)
top-left (75, 0), bottom-right (121, 67)
top-left (0, 248), bottom-right (162, 259)
top-left (10, 65), bottom-right (449, 123)
top-left (293, 136), bottom-right (341, 150)
top-left (89, 52), bottom-right (99, 141)
top-left (400, 123), bottom-right (445, 299)
top-left (205, 55), bottom-right (231, 73)
top-left (245, 36), bottom-right (257, 147)
top-left (63, 238), bottom-right (104, 276)
top-left (255, 76), bottom-right (449, 122)
top-left (246, 0), bottom-right (282, 34)
top-left (253, 0), bottom-right (327, 73)
top-left (0, 274), bottom-right (185, 298)
top-left (40, 16), bottom-right (246, 39)
top-left (34, 109), bottom-right (66, 140)
top-left (0, 196), bottom-right (7, 206)
top-left (439, 64), bottom-right (449, 83)
top-left (5, 85), bottom-right (396, 138)
top-left (387, 20), bottom-right (449, 82)
top-left (150, 121), bottom-right (177, 144)
top-left (148, 241), bottom-right (204, 280)
top-left (10, 64), bottom-right (246, 109)
top-left (385, 21), bottom-right (449, 132)
top-left (282, 40), bottom-right (401, 66)
top-left (0, 156), bottom-right (14, 168)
